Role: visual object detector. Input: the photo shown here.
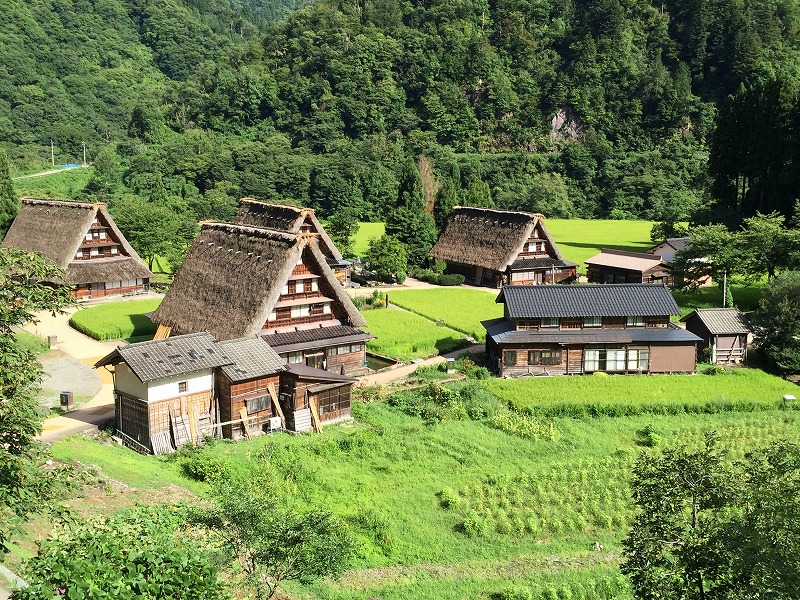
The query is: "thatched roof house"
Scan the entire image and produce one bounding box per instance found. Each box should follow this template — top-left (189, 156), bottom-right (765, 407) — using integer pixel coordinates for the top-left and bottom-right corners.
top-left (232, 198), bottom-right (350, 284)
top-left (429, 206), bottom-right (576, 287)
top-left (1, 198), bottom-right (152, 299)
top-left (153, 222), bottom-right (364, 341)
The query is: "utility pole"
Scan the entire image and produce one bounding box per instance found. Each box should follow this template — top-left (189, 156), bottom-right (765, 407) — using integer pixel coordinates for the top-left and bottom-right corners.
top-left (82, 141), bottom-right (87, 167)
top-left (722, 270), bottom-right (728, 307)
top-left (50, 139), bottom-right (54, 166)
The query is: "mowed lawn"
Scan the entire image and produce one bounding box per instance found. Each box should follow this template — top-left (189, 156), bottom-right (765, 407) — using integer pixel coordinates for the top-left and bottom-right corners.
top-left (353, 222), bottom-right (386, 256)
top-left (484, 367), bottom-right (799, 417)
top-left (69, 299), bottom-right (162, 341)
top-left (389, 288), bottom-right (503, 341)
top-left (362, 308), bottom-right (466, 360)
top-left (545, 219), bottom-right (656, 269)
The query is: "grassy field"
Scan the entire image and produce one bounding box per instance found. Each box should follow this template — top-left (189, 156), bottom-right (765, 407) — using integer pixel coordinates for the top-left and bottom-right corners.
top-left (484, 367), bottom-right (799, 417)
top-left (69, 299), bottom-right (161, 341)
top-left (13, 167), bottom-right (93, 200)
top-left (544, 219), bottom-right (656, 269)
top-left (15, 331), bottom-right (49, 355)
top-left (672, 281), bottom-right (763, 316)
top-left (389, 288), bottom-right (503, 341)
top-left (362, 307), bottom-right (467, 360)
top-left (47, 396), bottom-right (800, 599)
top-left (353, 222), bottom-right (386, 256)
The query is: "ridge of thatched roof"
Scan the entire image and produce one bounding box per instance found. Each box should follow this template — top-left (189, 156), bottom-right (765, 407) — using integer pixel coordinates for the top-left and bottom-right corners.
top-left (1, 198), bottom-right (152, 284)
top-left (152, 222), bottom-right (363, 341)
top-left (232, 198), bottom-right (343, 261)
top-left (429, 206), bottom-right (563, 272)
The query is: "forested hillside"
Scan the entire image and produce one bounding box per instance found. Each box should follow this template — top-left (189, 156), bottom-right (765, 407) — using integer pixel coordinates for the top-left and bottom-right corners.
top-left (2, 0), bottom-right (799, 242)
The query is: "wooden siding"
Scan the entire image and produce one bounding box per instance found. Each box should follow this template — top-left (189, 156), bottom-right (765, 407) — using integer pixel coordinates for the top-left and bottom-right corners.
top-left (587, 264), bottom-right (673, 287)
top-left (117, 390), bottom-right (212, 453)
top-left (216, 373), bottom-right (281, 439)
top-left (495, 343), bottom-right (696, 377)
top-left (512, 316), bottom-right (669, 331)
top-left (72, 282), bottom-right (148, 300)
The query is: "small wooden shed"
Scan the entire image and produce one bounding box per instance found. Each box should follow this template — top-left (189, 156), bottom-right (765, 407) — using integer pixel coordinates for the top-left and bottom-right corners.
top-left (680, 308), bottom-right (751, 364)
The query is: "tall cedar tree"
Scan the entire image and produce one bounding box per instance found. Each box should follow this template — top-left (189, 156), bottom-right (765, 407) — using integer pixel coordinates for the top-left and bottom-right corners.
top-left (0, 150), bottom-right (19, 237)
top-left (386, 158), bottom-right (437, 267)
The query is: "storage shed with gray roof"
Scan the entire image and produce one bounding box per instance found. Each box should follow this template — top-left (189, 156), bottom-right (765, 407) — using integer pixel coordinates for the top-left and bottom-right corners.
top-left (680, 308), bottom-right (750, 364)
top-left (484, 283), bottom-right (699, 377)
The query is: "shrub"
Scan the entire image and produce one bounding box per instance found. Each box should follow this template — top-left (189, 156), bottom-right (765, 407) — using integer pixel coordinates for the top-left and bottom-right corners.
top-left (438, 487), bottom-right (463, 509)
top-left (180, 454), bottom-right (232, 482)
top-left (495, 586), bottom-right (533, 600)
top-left (459, 513), bottom-right (488, 536)
top-left (636, 424), bottom-right (662, 447)
top-left (350, 294), bottom-right (366, 310)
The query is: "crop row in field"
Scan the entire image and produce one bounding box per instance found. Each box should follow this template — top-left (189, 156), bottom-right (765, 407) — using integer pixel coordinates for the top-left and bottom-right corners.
top-left (362, 308), bottom-right (467, 360)
top-left (69, 298), bottom-right (161, 341)
top-left (483, 367), bottom-right (799, 417)
top-left (388, 287), bottom-right (503, 341)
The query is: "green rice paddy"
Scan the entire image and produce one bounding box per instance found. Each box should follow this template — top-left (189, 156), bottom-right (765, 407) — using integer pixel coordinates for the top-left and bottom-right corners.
top-left (69, 298), bottom-right (162, 341)
top-left (353, 222), bottom-right (386, 256)
top-left (362, 307), bottom-right (466, 360)
top-left (389, 288), bottom-right (503, 341)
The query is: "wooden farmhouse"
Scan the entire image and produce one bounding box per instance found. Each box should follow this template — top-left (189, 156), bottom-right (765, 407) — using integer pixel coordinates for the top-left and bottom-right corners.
top-left (151, 221), bottom-right (372, 373)
top-left (680, 308), bottom-right (751, 364)
top-left (648, 237), bottom-right (691, 264)
top-left (1, 198), bottom-right (152, 299)
top-left (585, 249), bottom-right (672, 286)
top-left (429, 207), bottom-right (577, 287)
top-left (95, 332), bottom-right (357, 454)
top-left (482, 284), bottom-right (700, 377)
top-left (232, 198), bottom-right (351, 285)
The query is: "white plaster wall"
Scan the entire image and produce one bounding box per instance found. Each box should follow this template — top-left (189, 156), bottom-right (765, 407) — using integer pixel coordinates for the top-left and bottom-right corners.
top-left (146, 370), bottom-right (213, 402)
top-left (114, 362), bottom-right (147, 399)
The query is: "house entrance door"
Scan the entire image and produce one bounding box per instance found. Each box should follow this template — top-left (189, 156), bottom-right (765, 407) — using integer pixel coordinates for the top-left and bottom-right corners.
top-left (305, 352), bottom-right (325, 370)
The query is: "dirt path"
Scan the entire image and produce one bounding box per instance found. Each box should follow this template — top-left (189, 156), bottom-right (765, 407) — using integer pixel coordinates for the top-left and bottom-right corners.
top-left (11, 166), bottom-right (82, 180)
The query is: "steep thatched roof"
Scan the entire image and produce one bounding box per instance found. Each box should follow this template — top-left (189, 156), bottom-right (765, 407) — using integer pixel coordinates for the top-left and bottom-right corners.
top-left (152, 222), bottom-right (364, 341)
top-left (429, 206), bottom-right (564, 272)
top-left (1, 198), bottom-right (152, 284)
top-left (232, 198), bottom-right (343, 261)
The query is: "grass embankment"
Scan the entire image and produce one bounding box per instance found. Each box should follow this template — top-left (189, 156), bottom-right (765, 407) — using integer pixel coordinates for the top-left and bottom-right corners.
top-left (485, 367), bottom-right (799, 417)
top-left (672, 282), bottom-right (763, 317)
top-left (51, 397), bottom-right (800, 599)
top-left (353, 222), bottom-right (386, 256)
top-left (69, 299), bottom-right (162, 341)
top-left (362, 308), bottom-right (467, 360)
top-left (539, 219), bottom-right (655, 269)
top-left (12, 167), bottom-right (93, 200)
top-left (389, 288), bottom-right (503, 341)
top-left (15, 331), bottom-right (49, 355)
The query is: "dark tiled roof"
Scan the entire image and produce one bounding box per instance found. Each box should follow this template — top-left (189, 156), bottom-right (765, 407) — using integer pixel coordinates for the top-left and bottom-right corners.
top-left (261, 325), bottom-right (374, 354)
top-left (284, 363), bottom-right (357, 382)
top-left (511, 257), bottom-right (577, 270)
top-left (215, 336), bottom-right (286, 382)
top-left (96, 332), bottom-right (232, 382)
top-left (680, 308), bottom-right (750, 335)
top-left (498, 284), bottom-right (681, 318)
top-left (483, 318), bottom-right (701, 345)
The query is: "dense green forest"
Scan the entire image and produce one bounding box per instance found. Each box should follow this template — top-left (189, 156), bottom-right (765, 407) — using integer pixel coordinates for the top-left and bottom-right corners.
top-left (2, 0), bottom-right (800, 252)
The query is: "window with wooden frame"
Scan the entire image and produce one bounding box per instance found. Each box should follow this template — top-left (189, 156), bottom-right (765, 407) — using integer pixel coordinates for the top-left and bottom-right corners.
top-left (178, 381), bottom-right (188, 393)
top-left (317, 386), bottom-right (351, 416)
top-left (626, 316), bottom-right (645, 327)
top-left (286, 351), bottom-right (303, 364)
top-left (517, 319), bottom-right (539, 330)
top-left (540, 318), bottom-right (559, 328)
top-left (527, 350), bottom-right (562, 365)
top-left (561, 319), bottom-right (581, 329)
top-left (246, 394), bottom-right (271, 414)
top-left (583, 316), bottom-right (602, 327)
top-left (503, 350), bottom-right (518, 366)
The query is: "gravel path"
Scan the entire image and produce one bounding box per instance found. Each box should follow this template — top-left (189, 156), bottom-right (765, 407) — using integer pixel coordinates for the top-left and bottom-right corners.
top-left (38, 350), bottom-right (102, 407)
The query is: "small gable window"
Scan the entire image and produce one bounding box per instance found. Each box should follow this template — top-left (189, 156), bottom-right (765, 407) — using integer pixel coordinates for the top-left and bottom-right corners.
top-left (178, 381), bottom-right (188, 393)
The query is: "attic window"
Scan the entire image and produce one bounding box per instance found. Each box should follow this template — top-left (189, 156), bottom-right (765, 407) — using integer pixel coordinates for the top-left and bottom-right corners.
top-left (75, 249), bottom-right (83, 259)
top-left (99, 231), bottom-right (106, 240)
top-left (85, 233), bottom-right (92, 241)
top-left (178, 381), bottom-right (188, 393)
top-left (111, 247), bottom-right (118, 255)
